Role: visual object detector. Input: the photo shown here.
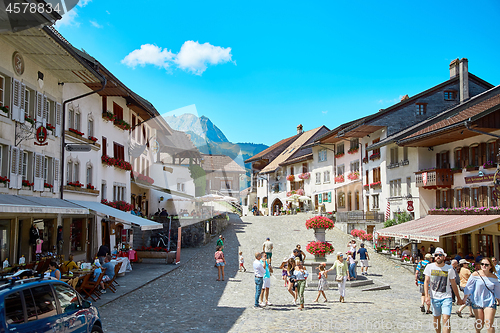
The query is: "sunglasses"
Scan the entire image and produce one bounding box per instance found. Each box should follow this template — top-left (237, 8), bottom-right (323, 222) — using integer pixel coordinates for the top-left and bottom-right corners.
top-left (481, 263), bottom-right (491, 267)
top-left (434, 254), bottom-right (444, 257)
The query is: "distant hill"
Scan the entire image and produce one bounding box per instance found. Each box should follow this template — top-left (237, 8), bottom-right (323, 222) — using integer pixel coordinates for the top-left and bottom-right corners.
top-left (164, 113), bottom-right (268, 188)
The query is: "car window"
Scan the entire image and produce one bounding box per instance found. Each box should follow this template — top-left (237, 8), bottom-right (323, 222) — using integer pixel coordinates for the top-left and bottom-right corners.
top-left (22, 289), bottom-right (38, 322)
top-left (53, 284), bottom-right (81, 313)
top-left (5, 292), bottom-right (24, 325)
top-left (30, 285), bottom-right (58, 319)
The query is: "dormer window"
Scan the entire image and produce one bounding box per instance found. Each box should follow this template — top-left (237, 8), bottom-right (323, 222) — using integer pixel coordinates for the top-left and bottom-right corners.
top-left (444, 90), bottom-right (457, 101)
top-left (416, 103), bottom-right (427, 116)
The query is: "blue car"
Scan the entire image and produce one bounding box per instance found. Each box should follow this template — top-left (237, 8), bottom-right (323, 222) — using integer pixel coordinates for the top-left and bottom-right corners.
top-left (0, 277), bottom-right (103, 333)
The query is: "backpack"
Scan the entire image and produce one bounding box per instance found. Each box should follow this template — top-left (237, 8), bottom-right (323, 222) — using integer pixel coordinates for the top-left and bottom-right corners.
top-left (417, 261), bottom-right (428, 282)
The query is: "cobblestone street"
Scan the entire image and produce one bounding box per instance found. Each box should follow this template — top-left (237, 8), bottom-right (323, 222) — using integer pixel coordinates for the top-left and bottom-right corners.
top-left (99, 214), bottom-right (494, 332)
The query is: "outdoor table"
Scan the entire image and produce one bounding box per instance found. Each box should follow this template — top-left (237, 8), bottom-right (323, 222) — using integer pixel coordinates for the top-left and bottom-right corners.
top-left (111, 257), bottom-right (132, 275)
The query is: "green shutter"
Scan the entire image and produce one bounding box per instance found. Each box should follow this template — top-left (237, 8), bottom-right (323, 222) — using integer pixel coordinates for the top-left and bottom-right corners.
top-left (328, 192), bottom-right (332, 202)
top-left (319, 193), bottom-right (322, 203)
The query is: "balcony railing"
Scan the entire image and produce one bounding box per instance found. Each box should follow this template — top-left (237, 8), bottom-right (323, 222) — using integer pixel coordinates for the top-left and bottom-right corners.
top-left (337, 210), bottom-right (385, 223)
top-left (415, 169), bottom-right (453, 188)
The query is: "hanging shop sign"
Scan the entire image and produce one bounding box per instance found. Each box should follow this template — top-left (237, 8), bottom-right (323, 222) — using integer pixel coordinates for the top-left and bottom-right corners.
top-left (34, 126), bottom-right (48, 146)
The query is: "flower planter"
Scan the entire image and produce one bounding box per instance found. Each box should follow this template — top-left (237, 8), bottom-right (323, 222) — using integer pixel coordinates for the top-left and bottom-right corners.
top-left (466, 166), bottom-right (479, 172)
top-left (313, 228), bottom-right (326, 242)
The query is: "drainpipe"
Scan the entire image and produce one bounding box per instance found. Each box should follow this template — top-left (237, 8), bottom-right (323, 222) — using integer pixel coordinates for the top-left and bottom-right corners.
top-left (60, 72), bottom-right (107, 199)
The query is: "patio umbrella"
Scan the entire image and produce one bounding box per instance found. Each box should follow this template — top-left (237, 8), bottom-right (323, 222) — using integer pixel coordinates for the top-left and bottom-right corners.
top-left (298, 196), bottom-right (311, 201)
top-left (198, 194), bottom-right (225, 202)
top-left (218, 196), bottom-right (238, 203)
top-left (285, 194), bottom-right (301, 202)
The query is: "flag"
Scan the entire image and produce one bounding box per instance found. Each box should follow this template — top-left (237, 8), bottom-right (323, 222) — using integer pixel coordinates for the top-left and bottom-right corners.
top-left (385, 201), bottom-right (391, 221)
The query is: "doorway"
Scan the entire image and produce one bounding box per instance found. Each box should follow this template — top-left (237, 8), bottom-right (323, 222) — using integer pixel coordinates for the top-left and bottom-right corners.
top-left (478, 234), bottom-right (493, 257)
top-left (271, 198), bottom-right (282, 215)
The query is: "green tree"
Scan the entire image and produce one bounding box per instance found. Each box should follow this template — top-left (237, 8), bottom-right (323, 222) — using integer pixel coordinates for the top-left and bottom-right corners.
top-left (383, 211), bottom-right (413, 228)
top-left (188, 164), bottom-right (206, 197)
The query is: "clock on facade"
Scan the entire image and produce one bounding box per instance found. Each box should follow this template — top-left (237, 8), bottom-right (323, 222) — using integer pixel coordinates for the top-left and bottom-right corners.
top-left (12, 52), bottom-right (24, 76)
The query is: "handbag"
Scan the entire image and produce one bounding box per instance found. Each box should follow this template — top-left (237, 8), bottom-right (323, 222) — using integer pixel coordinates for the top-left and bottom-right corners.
top-left (336, 275), bottom-right (343, 282)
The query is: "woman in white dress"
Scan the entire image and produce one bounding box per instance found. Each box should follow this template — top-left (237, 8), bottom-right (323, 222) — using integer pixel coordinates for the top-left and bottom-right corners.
top-left (314, 263), bottom-right (328, 302)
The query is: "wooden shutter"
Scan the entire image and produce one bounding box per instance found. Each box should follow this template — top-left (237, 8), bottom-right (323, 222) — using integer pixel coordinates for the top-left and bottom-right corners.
top-left (11, 79), bottom-right (21, 122)
top-left (436, 191), bottom-right (441, 209)
top-left (9, 147), bottom-right (19, 189)
top-left (42, 95), bottom-right (48, 127)
top-left (35, 91), bottom-right (43, 124)
top-left (102, 137), bottom-right (107, 156)
top-left (55, 103), bottom-right (62, 137)
top-left (480, 143), bottom-right (487, 166)
top-left (444, 151), bottom-right (450, 169)
top-left (462, 147), bottom-right (469, 168)
top-left (464, 188), bottom-right (470, 207)
top-left (33, 153), bottom-right (44, 191)
top-left (480, 186), bottom-right (488, 207)
top-left (53, 158), bottom-right (60, 193)
top-left (436, 153), bottom-right (441, 169)
top-left (450, 189), bottom-right (455, 208)
top-left (19, 83), bottom-right (25, 122)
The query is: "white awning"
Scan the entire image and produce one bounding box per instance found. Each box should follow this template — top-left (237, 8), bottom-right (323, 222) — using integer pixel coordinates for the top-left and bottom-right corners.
top-left (0, 194), bottom-right (89, 215)
top-left (68, 200), bottom-right (163, 231)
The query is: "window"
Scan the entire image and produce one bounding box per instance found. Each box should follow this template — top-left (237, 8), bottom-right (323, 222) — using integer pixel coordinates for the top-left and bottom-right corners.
top-left (318, 149), bottom-right (327, 162)
top-left (472, 187), bottom-right (479, 207)
top-left (102, 96), bottom-right (107, 113)
top-left (365, 170), bottom-right (369, 185)
top-left (0, 75), bottom-right (4, 108)
top-left (454, 148), bottom-right (462, 168)
top-left (66, 161), bottom-right (72, 183)
top-left (73, 162), bottom-right (79, 182)
top-left (338, 192), bottom-right (345, 208)
top-left (470, 145), bottom-right (479, 166)
top-left (390, 179), bottom-right (402, 197)
top-left (68, 107), bottom-right (74, 129)
top-left (372, 138), bottom-right (380, 156)
top-left (456, 189), bottom-right (462, 206)
top-left (350, 138), bottom-right (359, 151)
top-left (337, 143), bottom-right (344, 155)
top-left (372, 167), bottom-right (381, 183)
top-left (350, 160), bottom-right (360, 172)
top-left (75, 111), bottom-right (81, 131)
top-left (444, 91), bottom-right (457, 101)
top-left (102, 137), bottom-right (107, 156)
top-left (43, 157), bottom-right (49, 183)
top-left (101, 182), bottom-right (107, 200)
top-left (86, 166), bottom-right (92, 185)
top-left (372, 194), bottom-right (379, 209)
top-left (31, 285), bottom-right (57, 319)
top-left (88, 119), bottom-right (94, 137)
top-left (113, 142), bottom-right (125, 161)
top-left (53, 284), bottom-right (81, 313)
top-left (403, 147), bottom-right (409, 162)
top-left (436, 151), bottom-right (450, 169)
top-left (22, 152), bottom-right (28, 181)
top-left (132, 115), bottom-right (136, 139)
top-left (113, 185), bottom-right (126, 201)
top-left (23, 289), bottom-right (37, 322)
top-left (390, 147), bottom-right (399, 165)
top-left (406, 177), bottom-right (411, 195)
top-left (416, 103), bottom-right (427, 115)
top-left (221, 180), bottom-right (232, 189)
top-left (113, 102), bottom-right (123, 121)
top-left (5, 292), bottom-right (24, 325)
top-left (24, 88), bottom-right (30, 118)
top-left (324, 171), bottom-right (330, 183)
top-left (177, 183), bottom-right (185, 191)
top-left (487, 141), bottom-right (497, 164)
top-left (315, 172), bottom-right (321, 184)
top-left (337, 165), bottom-right (345, 176)
top-left (302, 162), bottom-right (308, 173)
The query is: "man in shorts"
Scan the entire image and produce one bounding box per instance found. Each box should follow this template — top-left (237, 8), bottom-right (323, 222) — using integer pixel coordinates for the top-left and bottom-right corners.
top-left (357, 243), bottom-right (370, 276)
top-left (259, 252), bottom-right (273, 306)
top-left (262, 237), bottom-right (273, 264)
top-left (424, 247), bottom-right (463, 333)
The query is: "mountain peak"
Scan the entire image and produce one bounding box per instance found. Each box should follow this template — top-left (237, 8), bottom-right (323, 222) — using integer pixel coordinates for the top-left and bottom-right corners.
top-left (164, 113), bottom-right (228, 143)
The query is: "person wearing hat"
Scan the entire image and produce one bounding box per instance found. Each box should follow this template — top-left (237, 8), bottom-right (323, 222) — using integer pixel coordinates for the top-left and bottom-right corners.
top-left (328, 252), bottom-right (350, 303)
top-left (415, 252), bottom-right (432, 314)
top-left (456, 258), bottom-right (474, 318)
top-left (424, 247), bottom-right (463, 332)
top-left (262, 237), bottom-right (273, 264)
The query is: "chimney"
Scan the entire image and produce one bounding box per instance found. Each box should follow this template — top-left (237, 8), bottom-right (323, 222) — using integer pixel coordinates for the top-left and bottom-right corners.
top-left (459, 58), bottom-right (469, 102)
top-left (297, 124), bottom-right (303, 135)
top-left (449, 58), bottom-right (459, 78)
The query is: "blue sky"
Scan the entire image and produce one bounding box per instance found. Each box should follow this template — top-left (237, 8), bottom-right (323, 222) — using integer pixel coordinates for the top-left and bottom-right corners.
top-left (57, 0), bottom-right (500, 146)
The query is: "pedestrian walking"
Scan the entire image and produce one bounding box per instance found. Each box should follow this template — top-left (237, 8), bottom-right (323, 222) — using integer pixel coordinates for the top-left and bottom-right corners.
top-left (347, 251), bottom-right (356, 281)
top-left (239, 251), bottom-right (246, 272)
top-left (259, 252), bottom-right (273, 306)
top-left (415, 253), bottom-right (432, 314)
top-left (279, 259), bottom-right (289, 287)
top-left (295, 244), bottom-right (306, 262)
top-left (357, 243), bottom-right (370, 275)
top-left (262, 237), bottom-right (273, 264)
top-left (463, 257), bottom-right (500, 332)
top-left (314, 263), bottom-right (328, 303)
top-left (294, 261), bottom-right (308, 310)
top-left (216, 235), bottom-right (224, 250)
top-left (214, 246), bottom-right (226, 281)
top-left (451, 259), bottom-right (460, 304)
top-left (253, 252), bottom-right (266, 308)
top-left (348, 240), bottom-right (357, 260)
top-left (424, 247), bottom-right (462, 333)
top-left (286, 258), bottom-right (298, 304)
top-left (456, 258), bottom-right (474, 318)
top-left (329, 252), bottom-right (349, 303)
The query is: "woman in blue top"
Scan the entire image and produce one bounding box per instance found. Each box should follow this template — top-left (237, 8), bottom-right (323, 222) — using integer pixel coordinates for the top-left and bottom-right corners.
top-left (464, 257), bottom-right (500, 332)
top-left (293, 261), bottom-right (309, 310)
top-left (48, 261), bottom-right (61, 280)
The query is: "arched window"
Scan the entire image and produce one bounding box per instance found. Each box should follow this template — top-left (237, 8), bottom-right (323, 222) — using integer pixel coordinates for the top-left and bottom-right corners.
top-left (338, 192), bottom-right (345, 208)
top-left (86, 165), bottom-right (93, 186)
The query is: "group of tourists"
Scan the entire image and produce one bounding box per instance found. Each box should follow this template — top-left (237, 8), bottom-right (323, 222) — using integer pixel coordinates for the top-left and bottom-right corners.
top-left (415, 246), bottom-right (500, 333)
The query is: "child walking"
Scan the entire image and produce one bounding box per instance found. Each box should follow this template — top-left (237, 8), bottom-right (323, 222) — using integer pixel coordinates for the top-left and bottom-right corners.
top-left (239, 251), bottom-right (246, 272)
top-left (314, 264), bottom-right (328, 302)
top-left (279, 259), bottom-right (289, 287)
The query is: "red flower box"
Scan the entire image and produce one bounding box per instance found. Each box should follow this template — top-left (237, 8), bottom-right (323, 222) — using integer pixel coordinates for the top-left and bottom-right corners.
top-left (67, 181), bottom-right (84, 187)
top-left (101, 199), bottom-right (133, 212)
top-left (305, 216), bottom-right (335, 229)
top-left (88, 136), bottom-right (98, 142)
top-left (306, 241), bottom-right (335, 256)
top-left (69, 128), bottom-right (84, 136)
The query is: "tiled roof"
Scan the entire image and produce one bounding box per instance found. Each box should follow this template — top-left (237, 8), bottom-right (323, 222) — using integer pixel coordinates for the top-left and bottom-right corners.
top-left (245, 134), bottom-right (299, 163)
top-left (158, 129), bottom-right (200, 155)
top-left (260, 127), bottom-right (325, 174)
top-left (377, 214), bottom-right (500, 242)
top-left (202, 154), bottom-right (246, 173)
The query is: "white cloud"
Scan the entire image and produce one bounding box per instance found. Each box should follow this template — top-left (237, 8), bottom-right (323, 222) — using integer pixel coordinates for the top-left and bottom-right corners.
top-left (55, 8), bottom-right (80, 28)
top-left (78, 0), bottom-right (92, 7)
top-left (174, 41), bottom-right (233, 75)
top-left (121, 44), bottom-right (175, 69)
top-left (106, 10), bottom-right (110, 14)
top-left (122, 41), bottom-right (234, 75)
top-left (90, 20), bottom-right (102, 28)
top-left (322, 110), bottom-right (328, 114)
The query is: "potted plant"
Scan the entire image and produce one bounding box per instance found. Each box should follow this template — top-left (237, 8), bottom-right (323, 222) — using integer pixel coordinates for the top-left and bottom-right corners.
top-left (286, 174), bottom-right (295, 182)
top-left (0, 105), bottom-right (9, 115)
top-left (0, 176), bottom-right (10, 187)
top-left (102, 110), bottom-right (115, 122)
top-left (306, 241), bottom-right (335, 260)
top-left (88, 136), bottom-right (98, 143)
top-left (347, 171), bottom-right (360, 181)
top-left (369, 152), bottom-right (381, 161)
top-left (298, 172), bottom-right (310, 180)
top-left (44, 183), bottom-right (53, 190)
top-left (483, 161), bottom-right (496, 169)
top-left (69, 128), bottom-right (84, 136)
top-left (335, 152), bottom-right (345, 159)
top-left (466, 164), bottom-right (479, 171)
top-left (22, 180), bottom-right (33, 188)
top-left (334, 175), bottom-right (344, 183)
top-left (113, 119), bottom-right (131, 130)
top-left (24, 115), bottom-right (35, 126)
top-left (348, 147), bottom-right (359, 154)
top-left (306, 216), bottom-right (334, 244)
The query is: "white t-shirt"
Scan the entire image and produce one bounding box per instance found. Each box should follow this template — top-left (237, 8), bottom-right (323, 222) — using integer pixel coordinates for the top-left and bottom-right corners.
top-left (424, 263), bottom-right (456, 300)
top-left (239, 255), bottom-right (244, 263)
top-left (253, 259), bottom-right (266, 277)
top-left (263, 240), bottom-right (273, 253)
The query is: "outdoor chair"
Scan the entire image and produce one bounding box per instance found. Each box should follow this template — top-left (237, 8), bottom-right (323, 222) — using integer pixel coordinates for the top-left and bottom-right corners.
top-left (112, 262), bottom-right (123, 288)
top-left (75, 273), bottom-right (91, 293)
top-left (104, 262), bottom-right (122, 293)
top-left (79, 272), bottom-right (104, 302)
top-left (24, 262), bottom-right (34, 270)
top-left (36, 259), bottom-right (50, 273)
